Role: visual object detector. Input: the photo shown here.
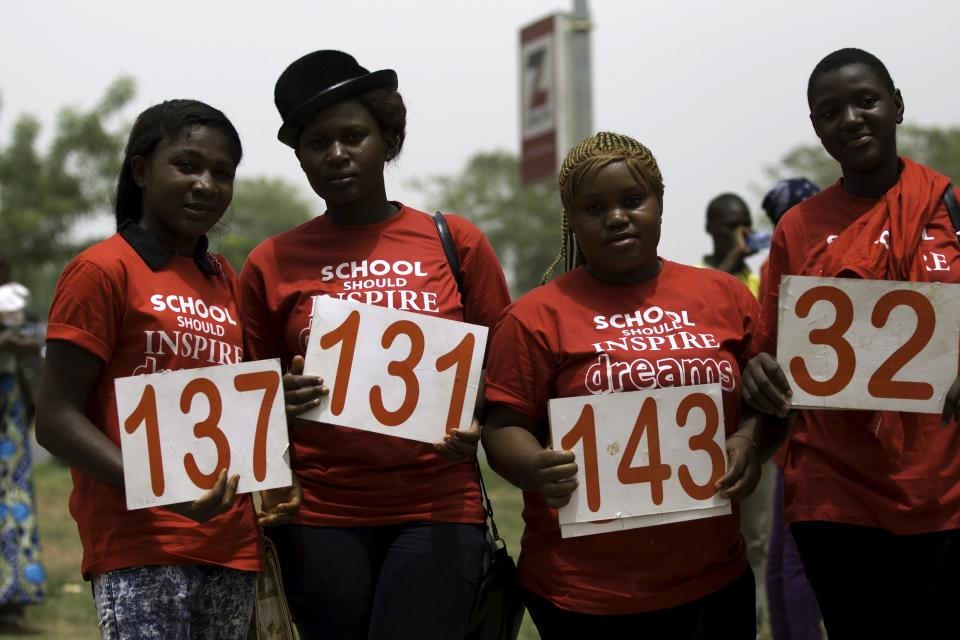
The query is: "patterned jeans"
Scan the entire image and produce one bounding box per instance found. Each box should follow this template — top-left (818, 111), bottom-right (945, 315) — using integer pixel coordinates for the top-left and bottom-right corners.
top-left (92, 564), bottom-right (256, 640)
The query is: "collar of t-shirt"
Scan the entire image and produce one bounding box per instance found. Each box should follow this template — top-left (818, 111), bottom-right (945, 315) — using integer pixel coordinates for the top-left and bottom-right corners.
top-left (119, 220), bottom-right (219, 276)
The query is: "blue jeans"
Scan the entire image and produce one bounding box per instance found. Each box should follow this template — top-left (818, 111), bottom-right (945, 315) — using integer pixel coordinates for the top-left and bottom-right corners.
top-left (270, 522), bottom-right (487, 640)
top-left (92, 564), bottom-right (256, 640)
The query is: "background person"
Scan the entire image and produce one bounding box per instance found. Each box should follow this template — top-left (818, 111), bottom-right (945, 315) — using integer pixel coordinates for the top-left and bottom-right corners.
top-left (239, 50), bottom-right (511, 640)
top-left (483, 131), bottom-right (786, 639)
top-left (701, 191), bottom-right (773, 628)
top-left (743, 48), bottom-right (960, 640)
top-left (758, 178), bottom-right (823, 640)
top-left (0, 259), bottom-right (45, 631)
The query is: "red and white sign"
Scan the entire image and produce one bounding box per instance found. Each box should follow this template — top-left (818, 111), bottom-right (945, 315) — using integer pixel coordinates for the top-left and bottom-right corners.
top-left (520, 14), bottom-right (561, 185)
top-left (116, 359), bottom-right (290, 510)
top-left (301, 296), bottom-right (487, 444)
top-left (778, 276), bottom-right (960, 412)
top-left (549, 384), bottom-right (730, 539)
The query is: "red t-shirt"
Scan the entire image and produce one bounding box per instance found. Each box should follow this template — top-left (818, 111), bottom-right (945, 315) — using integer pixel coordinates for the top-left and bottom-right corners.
top-left (239, 204), bottom-right (511, 526)
top-left (46, 230), bottom-right (262, 579)
top-left (485, 260), bottom-right (757, 615)
top-left (756, 182), bottom-right (960, 534)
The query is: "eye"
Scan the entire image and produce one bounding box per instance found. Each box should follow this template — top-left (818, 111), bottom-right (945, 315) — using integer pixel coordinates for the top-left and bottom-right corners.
top-left (345, 130), bottom-right (366, 144)
top-left (624, 195), bottom-right (645, 209)
top-left (173, 159), bottom-right (196, 172)
top-left (213, 168), bottom-right (235, 181)
top-left (307, 137), bottom-right (329, 150)
top-left (860, 95), bottom-right (878, 107)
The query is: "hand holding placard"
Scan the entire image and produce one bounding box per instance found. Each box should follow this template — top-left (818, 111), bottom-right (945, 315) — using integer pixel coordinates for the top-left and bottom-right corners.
top-left (300, 296), bottom-right (488, 445)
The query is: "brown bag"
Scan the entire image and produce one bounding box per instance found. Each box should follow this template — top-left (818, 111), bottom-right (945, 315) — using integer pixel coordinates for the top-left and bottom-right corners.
top-left (248, 535), bottom-right (299, 640)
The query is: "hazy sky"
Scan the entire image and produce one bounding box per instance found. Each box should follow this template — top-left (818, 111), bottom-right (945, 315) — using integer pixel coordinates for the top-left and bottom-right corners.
top-left (3, 0), bottom-right (959, 267)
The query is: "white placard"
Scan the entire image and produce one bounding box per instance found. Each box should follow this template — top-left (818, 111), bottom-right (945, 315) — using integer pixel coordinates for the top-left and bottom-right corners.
top-left (778, 276), bottom-right (960, 412)
top-left (301, 296), bottom-right (488, 444)
top-left (548, 384), bottom-right (730, 535)
top-left (116, 359), bottom-right (290, 510)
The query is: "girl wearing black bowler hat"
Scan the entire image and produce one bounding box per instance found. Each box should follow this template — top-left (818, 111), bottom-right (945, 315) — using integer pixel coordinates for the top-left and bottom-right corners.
top-left (239, 50), bottom-right (512, 639)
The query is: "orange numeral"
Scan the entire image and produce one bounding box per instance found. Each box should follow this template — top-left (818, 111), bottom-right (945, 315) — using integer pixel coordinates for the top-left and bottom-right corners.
top-left (319, 310), bottom-right (361, 416)
top-left (124, 384), bottom-right (165, 497)
top-left (181, 378), bottom-right (231, 490)
top-left (617, 396), bottom-right (672, 505)
top-left (435, 333), bottom-right (476, 434)
top-left (790, 286), bottom-right (856, 396)
top-left (560, 404), bottom-right (601, 512)
top-left (370, 320), bottom-right (424, 426)
top-left (868, 290), bottom-right (935, 400)
top-left (676, 392), bottom-right (725, 500)
top-left (234, 370), bottom-right (281, 482)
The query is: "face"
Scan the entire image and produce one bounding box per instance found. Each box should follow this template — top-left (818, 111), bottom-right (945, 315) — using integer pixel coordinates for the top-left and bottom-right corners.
top-left (132, 125), bottom-right (236, 253)
top-left (568, 160), bottom-right (662, 283)
top-left (297, 99), bottom-right (389, 208)
top-left (707, 199), bottom-right (752, 252)
top-left (809, 63), bottom-right (903, 176)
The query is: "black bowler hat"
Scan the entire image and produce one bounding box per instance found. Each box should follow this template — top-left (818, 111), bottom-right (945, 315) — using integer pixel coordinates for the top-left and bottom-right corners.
top-left (274, 50), bottom-right (398, 148)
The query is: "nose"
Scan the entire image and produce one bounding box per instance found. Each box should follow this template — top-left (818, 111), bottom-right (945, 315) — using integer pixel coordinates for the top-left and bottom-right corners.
top-left (327, 141), bottom-right (348, 164)
top-left (605, 207), bottom-right (629, 227)
top-left (192, 170), bottom-right (216, 193)
top-left (839, 103), bottom-right (863, 130)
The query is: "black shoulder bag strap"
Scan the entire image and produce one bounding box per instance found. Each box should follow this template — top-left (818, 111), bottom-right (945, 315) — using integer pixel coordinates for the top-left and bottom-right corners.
top-left (433, 211), bottom-right (464, 295)
top-left (432, 210), bottom-right (502, 542)
top-left (943, 185), bottom-right (960, 244)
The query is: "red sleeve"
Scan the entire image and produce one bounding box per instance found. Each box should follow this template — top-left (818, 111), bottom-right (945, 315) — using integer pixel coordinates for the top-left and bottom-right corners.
top-left (484, 309), bottom-right (554, 422)
top-left (238, 246), bottom-right (285, 365)
top-left (447, 215), bottom-right (511, 330)
top-left (753, 224), bottom-right (791, 357)
top-left (46, 258), bottom-right (124, 362)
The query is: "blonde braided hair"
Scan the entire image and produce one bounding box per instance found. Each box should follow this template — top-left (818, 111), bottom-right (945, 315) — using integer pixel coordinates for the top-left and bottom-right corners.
top-left (542, 131), bottom-right (664, 283)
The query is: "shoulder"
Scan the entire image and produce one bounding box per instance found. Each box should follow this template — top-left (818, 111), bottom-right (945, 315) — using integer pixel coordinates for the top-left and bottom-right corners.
top-left (246, 216), bottom-right (320, 265)
top-left (671, 261), bottom-right (757, 307)
top-left (63, 235), bottom-right (133, 281)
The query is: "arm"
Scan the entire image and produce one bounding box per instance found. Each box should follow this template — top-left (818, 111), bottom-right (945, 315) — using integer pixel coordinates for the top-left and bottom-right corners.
top-left (482, 403), bottom-right (578, 508)
top-left (36, 339), bottom-right (124, 486)
top-left (715, 410), bottom-right (789, 500)
top-left (0, 329), bottom-right (40, 358)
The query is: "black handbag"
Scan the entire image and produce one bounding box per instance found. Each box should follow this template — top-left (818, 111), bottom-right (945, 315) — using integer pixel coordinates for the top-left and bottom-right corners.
top-left (463, 461), bottom-right (526, 640)
top-left (429, 211), bottom-right (525, 640)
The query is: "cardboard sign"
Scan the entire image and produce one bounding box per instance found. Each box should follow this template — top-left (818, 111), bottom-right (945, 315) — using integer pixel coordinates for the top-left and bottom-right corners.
top-left (778, 276), bottom-right (960, 412)
top-left (549, 384), bottom-right (730, 538)
top-left (116, 359), bottom-right (290, 510)
top-left (301, 296), bottom-right (488, 444)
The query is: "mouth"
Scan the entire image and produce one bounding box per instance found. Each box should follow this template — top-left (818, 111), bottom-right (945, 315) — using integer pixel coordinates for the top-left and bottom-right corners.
top-left (182, 202), bottom-right (217, 217)
top-left (843, 133), bottom-right (874, 148)
top-left (606, 232), bottom-right (638, 247)
top-left (325, 173), bottom-right (357, 186)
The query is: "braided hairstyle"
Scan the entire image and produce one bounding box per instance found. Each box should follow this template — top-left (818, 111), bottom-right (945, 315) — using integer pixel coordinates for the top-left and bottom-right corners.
top-left (542, 131), bottom-right (664, 283)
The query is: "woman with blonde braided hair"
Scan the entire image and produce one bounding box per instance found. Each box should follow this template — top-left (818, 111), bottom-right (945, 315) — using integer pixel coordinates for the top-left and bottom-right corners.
top-left (483, 132), bottom-right (785, 637)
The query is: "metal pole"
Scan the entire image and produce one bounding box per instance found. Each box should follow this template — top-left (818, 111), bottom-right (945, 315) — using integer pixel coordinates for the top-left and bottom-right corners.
top-left (568, 0), bottom-right (593, 143)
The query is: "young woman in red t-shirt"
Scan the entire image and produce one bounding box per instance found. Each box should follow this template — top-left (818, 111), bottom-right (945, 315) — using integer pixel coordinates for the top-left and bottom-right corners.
top-left (238, 50), bottom-right (511, 639)
top-left (742, 48), bottom-right (960, 639)
top-left (482, 132), bottom-right (785, 638)
top-left (36, 100), bottom-right (282, 638)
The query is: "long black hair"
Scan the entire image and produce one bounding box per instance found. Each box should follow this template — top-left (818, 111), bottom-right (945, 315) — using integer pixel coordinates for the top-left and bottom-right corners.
top-left (114, 99), bottom-right (243, 229)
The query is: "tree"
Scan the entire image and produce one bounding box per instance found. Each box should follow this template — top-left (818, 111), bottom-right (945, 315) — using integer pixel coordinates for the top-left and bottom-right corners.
top-left (762, 124), bottom-right (960, 194)
top-left (412, 151), bottom-right (561, 295)
top-left (209, 176), bottom-right (315, 271)
top-left (0, 77), bottom-right (135, 310)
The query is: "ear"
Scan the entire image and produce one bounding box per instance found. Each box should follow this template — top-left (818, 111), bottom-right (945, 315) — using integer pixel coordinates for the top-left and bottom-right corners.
top-left (893, 89), bottom-right (904, 124)
top-left (131, 155), bottom-right (148, 188)
top-left (809, 112), bottom-right (825, 141)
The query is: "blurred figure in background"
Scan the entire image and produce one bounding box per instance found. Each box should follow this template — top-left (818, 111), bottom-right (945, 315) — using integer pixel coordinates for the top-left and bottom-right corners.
top-left (0, 257), bottom-right (45, 631)
top-left (759, 179), bottom-right (823, 640)
top-left (701, 194), bottom-right (773, 629)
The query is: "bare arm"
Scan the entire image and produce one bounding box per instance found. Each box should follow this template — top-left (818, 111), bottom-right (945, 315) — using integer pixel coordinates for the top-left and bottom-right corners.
top-left (36, 339), bottom-right (124, 486)
top-left (482, 403), bottom-right (578, 508)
